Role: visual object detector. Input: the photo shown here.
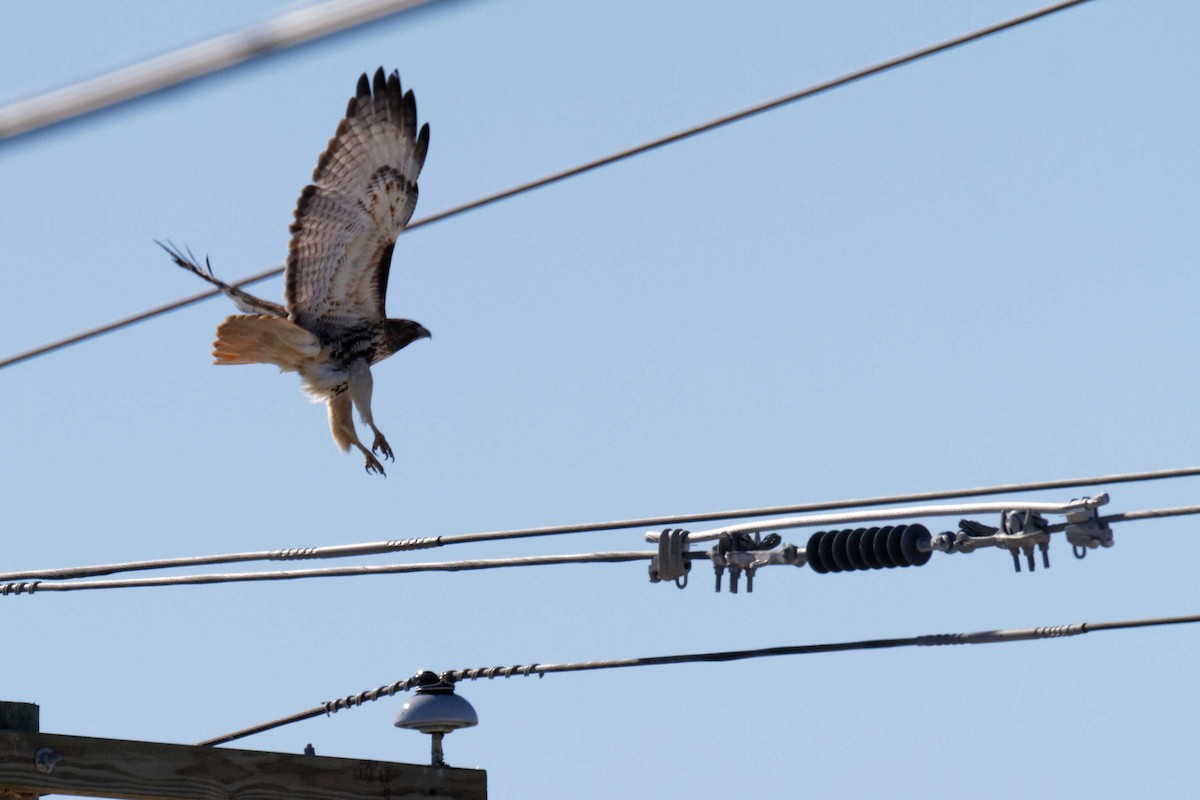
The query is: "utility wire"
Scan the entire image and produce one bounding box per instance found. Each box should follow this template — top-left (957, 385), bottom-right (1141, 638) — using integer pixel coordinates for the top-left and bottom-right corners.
top-left (0, 0), bottom-right (1095, 372)
top-left (198, 608), bottom-right (1200, 747)
top-left (1051, 504), bottom-right (1200, 532)
top-left (0, 0), bottom-right (453, 144)
top-left (6, 504), bottom-right (1200, 597)
top-left (0, 552), bottom-right (656, 596)
top-left (2, 466), bottom-right (1196, 584)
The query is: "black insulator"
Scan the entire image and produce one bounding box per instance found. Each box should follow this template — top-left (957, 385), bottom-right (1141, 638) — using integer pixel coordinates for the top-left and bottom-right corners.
top-left (831, 528), bottom-right (855, 571)
top-left (886, 526), bottom-right (908, 567)
top-left (819, 528), bottom-right (841, 573)
top-left (845, 529), bottom-right (867, 570)
top-left (805, 524), bottom-right (933, 573)
top-left (874, 526), bottom-right (895, 568)
top-left (859, 527), bottom-right (882, 569)
top-left (902, 525), bottom-right (933, 567)
top-left (806, 530), bottom-right (830, 573)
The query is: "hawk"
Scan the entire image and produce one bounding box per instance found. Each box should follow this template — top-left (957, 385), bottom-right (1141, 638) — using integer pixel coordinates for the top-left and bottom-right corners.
top-left (162, 68), bottom-right (430, 476)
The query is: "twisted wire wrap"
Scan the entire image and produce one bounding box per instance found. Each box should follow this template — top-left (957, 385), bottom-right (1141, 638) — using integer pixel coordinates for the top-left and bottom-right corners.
top-left (917, 624), bottom-right (1088, 646)
top-left (385, 537), bottom-right (443, 550)
top-left (450, 663), bottom-right (544, 682)
top-left (271, 548), bottom-right (320, 560)
top-left (270, 538), bottom-right (442, 560)
top-left (324, 677), bottom-right (418, 715)
top-left (1035, 624), bottom-right (1088, 638)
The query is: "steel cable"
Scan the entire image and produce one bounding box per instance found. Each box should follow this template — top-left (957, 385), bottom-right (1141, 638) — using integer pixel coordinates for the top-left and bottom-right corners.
top-left (198, 608), bottom-right (1200, 747)
top-left (2, 467), bottom-right (1196, 585)
top-left (4, 503), bottom-right (1200, 596)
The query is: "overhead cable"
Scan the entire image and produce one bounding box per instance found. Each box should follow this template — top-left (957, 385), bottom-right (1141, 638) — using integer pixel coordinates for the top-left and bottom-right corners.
top-left (4, 503), bottom-right (1199, 596)
top-left (198, 608), bottom-right (1200, 747)
top-left (2, 466), bottom-right (1197, 584)
top-left (0, 0), bottom-right (1096, 371)
top-left (0, 0), bottom-right (452, 145)
top-left (0, 551), bottom-right (656, 595)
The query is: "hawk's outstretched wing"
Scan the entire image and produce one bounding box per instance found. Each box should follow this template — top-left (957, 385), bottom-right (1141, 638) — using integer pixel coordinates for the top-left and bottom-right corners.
top-left (285, 68), bottom-right (430, 336)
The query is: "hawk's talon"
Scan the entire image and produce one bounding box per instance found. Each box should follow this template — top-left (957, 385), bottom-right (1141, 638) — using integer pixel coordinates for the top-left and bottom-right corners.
top-left (363, 452), bottom-right (387, 476)
top-left (372, 434), bottom-right (394, 462)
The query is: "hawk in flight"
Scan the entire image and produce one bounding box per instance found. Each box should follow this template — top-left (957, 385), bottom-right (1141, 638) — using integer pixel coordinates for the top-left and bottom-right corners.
top-left (162, 68), bottom-right (430, 476)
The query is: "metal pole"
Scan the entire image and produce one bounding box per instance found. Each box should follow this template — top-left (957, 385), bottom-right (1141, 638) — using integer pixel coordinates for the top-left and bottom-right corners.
top-left (430, 732), bottom-right (445, 766)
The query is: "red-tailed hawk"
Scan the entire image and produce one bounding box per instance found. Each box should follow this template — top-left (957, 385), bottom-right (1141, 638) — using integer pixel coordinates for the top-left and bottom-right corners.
top-left (162, 68), bottom-right (430, 476)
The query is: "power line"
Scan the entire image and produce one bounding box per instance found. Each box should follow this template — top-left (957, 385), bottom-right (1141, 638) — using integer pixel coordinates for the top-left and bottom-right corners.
top-left (5, 503), bottom-right (1199, 596)
top-left (3, 465), bottom-right (1196, 584)
top-left (197, 608), bottom-right (1200, 747)
top-left (0, 552), bottom-right (656, 595)
top-left (0, 0), bottom-right (1096, 372)
top-left (0, 0), bottom-right (453, 145)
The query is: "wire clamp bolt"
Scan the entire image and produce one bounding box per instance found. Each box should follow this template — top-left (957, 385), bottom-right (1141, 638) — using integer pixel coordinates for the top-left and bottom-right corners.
top-left (709, 532), bottom-right (787, 593)
top-left (955, 510), bottom-right (1051, 572)
top-left (1000, 509), bottom-right (1051, 572)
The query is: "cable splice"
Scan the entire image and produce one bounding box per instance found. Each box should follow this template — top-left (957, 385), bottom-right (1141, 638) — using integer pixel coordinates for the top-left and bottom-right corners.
top-left (916, 624), bottom-right (1087, 646)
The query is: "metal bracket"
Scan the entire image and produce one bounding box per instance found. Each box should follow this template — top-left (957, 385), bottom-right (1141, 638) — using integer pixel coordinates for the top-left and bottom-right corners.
top-left (999, 509), bottom-right (1051, 572)
top-left (709, 532), bottom-right (802, 593)
top-left (1063, 503), bottom-right (1114, 559)
top-left (949, 495), bottom-right (1110, 572)
top-left (648, 528), bottom-right (691, 588)
top-left (950, 510), bottom-right (1050, 571)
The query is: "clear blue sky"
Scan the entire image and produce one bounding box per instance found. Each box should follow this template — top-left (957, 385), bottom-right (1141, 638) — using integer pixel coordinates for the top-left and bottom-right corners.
top-left (3, 1), bottom-right (1199, 797)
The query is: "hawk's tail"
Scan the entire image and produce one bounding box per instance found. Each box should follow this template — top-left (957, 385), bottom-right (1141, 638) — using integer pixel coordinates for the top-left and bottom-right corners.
top-left (213, 315), bottom-right (321, 372)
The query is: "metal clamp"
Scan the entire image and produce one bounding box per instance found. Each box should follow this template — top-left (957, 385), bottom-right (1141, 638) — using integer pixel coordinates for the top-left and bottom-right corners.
top-left (648, 528), bottom-right (691, 588)
top-left (951, 495), bottom-right (1110, 572)
top-left (709, 532), bottom-right (802, 593)
top-left (952, 511), bottom-right (1050, 572)
top-left (1063, 504), bottom-right (1114, 559)
top-left (999, 509), bottom-right (1051, 572)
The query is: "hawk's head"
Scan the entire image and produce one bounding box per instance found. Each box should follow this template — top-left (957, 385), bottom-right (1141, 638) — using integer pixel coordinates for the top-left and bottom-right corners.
top-left (383, 318), bottom-right (431, 358)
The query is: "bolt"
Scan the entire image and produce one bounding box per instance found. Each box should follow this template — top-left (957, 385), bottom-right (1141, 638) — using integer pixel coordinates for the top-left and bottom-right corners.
top-left (35, 747), bottom-right (60, 774)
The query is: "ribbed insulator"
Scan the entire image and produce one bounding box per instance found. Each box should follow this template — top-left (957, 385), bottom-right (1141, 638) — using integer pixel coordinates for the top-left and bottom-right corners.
top-left (806, 524), bottom-right (932, 573)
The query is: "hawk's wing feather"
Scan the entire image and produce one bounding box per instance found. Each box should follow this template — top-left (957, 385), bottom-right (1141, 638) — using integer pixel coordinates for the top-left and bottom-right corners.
top-left (158, 240), bottom-right (288, 318)
top-left (285, 68), bottom-right (429, 334)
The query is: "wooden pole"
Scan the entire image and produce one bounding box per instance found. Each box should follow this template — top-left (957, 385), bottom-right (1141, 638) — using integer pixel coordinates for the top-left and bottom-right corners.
top-left (0, 702), bottom-right (39, 733)
top-left (0, 720), bottom-right (485, 800)
top-left (0, 706), bottom-right (41, 800)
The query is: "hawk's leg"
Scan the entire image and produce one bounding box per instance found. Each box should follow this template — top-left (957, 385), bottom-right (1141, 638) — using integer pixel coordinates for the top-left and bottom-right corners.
top-left (327, 389), bottom-right (386, 476)
top-left (349, 359), bottom-right (394, 462)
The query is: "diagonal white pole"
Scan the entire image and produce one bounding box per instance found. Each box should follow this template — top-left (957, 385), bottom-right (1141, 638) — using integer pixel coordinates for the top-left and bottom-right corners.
top-left (0, 0), bottom-right (451, 143)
